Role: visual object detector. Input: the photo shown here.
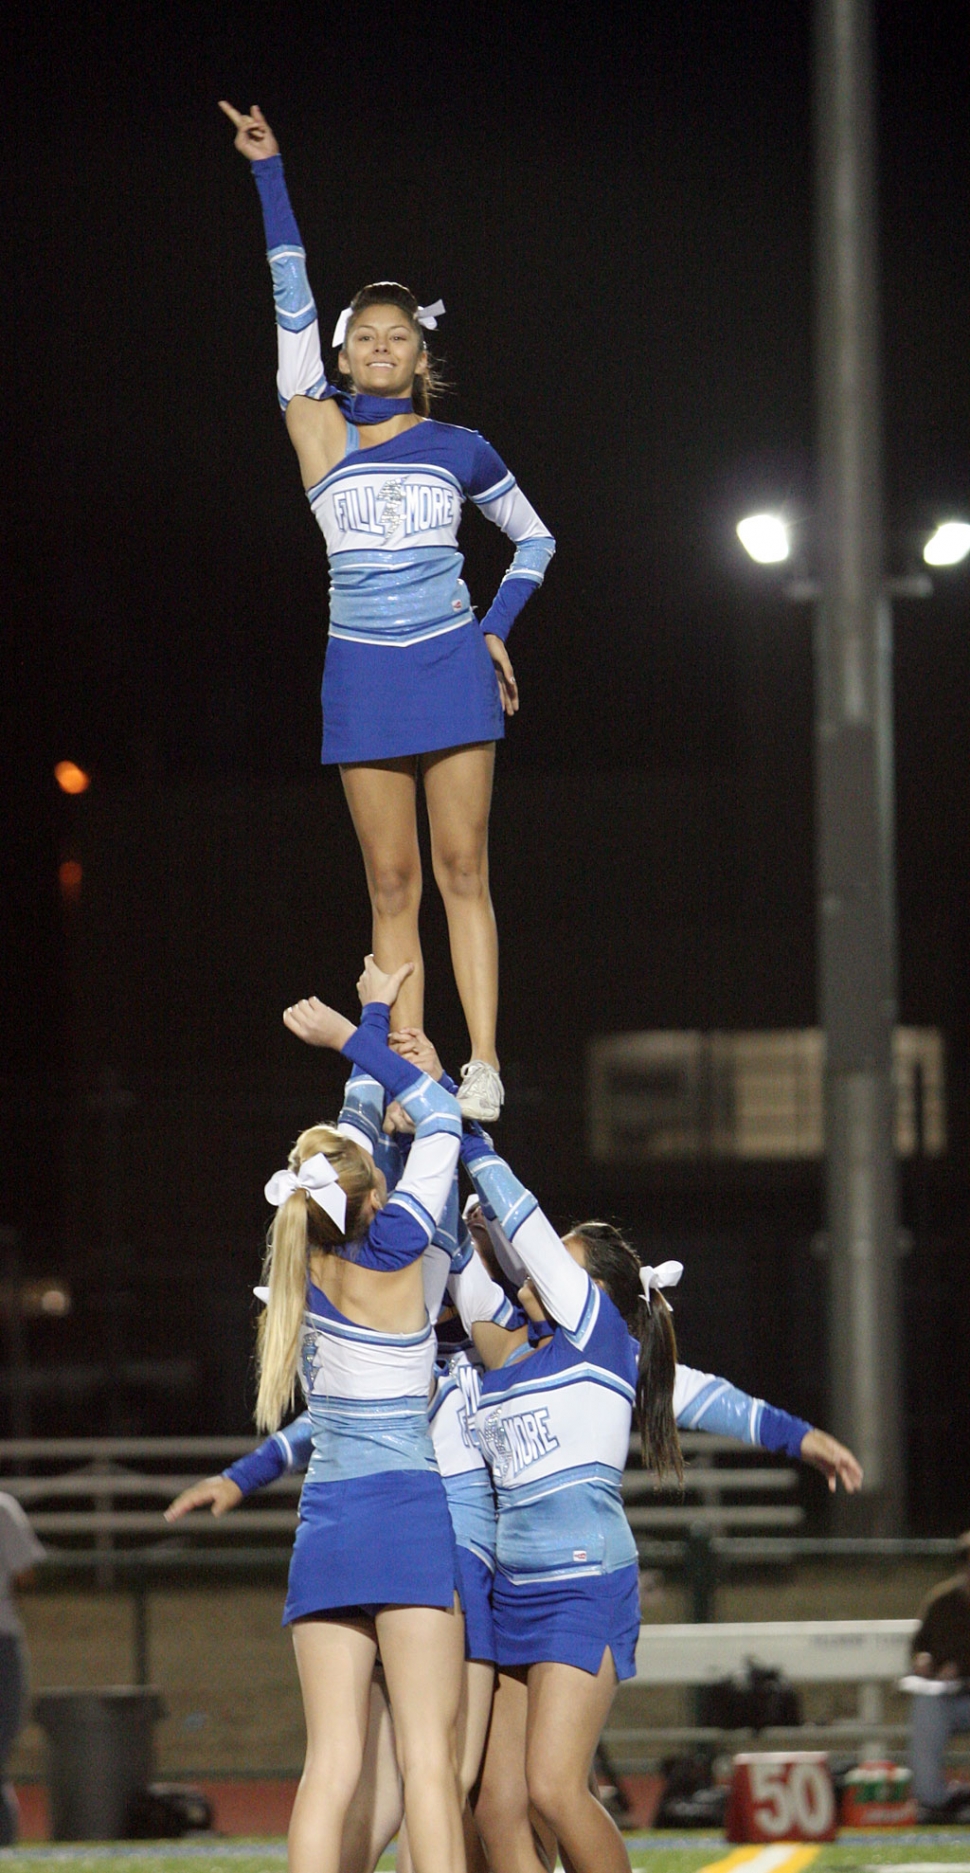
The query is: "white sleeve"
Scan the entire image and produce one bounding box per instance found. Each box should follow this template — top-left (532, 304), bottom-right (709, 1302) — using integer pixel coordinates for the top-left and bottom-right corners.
top-left (510, 1207), bottom-right (595, 1341)
top-left (386, 1132), bottom-right (461, 1246)
top-left (422, 1243), bottom-right (453, 1322)
top-left (464, 1145), bottom-right (592, 1339)
top-left (473, 482), bottom-right (554, 548)
top-left (450, 1250), bottom-right (512, 1334)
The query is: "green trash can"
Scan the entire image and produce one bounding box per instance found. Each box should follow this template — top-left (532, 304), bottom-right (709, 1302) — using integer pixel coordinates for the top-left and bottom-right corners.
top-left (34, 1688), bottom-right (165, 1840)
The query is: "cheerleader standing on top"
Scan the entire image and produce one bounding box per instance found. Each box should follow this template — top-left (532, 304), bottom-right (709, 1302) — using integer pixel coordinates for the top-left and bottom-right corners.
top-left (218, 101), bottom-right (556, 1123)
top-left (256, 957), bottom-right (466, 1873)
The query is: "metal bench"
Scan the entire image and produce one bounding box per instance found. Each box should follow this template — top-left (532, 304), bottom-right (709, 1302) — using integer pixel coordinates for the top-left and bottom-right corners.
top-left (604, 1617), bottom-right (920, 1772)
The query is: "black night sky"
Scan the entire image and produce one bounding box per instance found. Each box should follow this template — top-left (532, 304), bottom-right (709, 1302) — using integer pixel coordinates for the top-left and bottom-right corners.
top-left (3, 2), bottom-right (969, 1522)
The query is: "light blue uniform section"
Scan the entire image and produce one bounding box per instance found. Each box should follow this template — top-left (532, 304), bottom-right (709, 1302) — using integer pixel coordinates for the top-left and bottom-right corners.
top-left (462, 1148), bottom-right (539, 1239)
top-left (267, 244), bottom-right (320, 335)
top-left (675, 1373), bottom-right (764, 1442)
top-left (396, 1071), bottom-right (464, 1136)
top-left (499, 536), bottom-right (557, 585)
top-left (477, 1299), bottom-right (638, 1586)
top-left (304, 1392), bottom-right (437, 1485)
top-left (441, 1471), bottom-right (499, 1568)
top-left (327, 546), bottom-right (474, 645)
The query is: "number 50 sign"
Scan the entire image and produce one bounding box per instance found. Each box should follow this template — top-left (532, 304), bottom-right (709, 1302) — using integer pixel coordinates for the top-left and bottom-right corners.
top-left (726, 1752), bottom-right (838, 1842)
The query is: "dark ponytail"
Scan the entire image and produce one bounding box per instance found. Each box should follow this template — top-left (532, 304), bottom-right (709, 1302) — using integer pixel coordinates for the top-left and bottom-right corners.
top-left (635, 1290), bottom-right (682, 1484)
top-left (569, 1221), bottom-right (683, 1484)
top-left (335, 280), bottom-right (448, 416)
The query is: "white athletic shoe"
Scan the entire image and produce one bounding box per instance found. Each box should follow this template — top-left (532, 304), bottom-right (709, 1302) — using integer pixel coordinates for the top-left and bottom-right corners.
top-left (457, 1060), bottom-right (505, 1122)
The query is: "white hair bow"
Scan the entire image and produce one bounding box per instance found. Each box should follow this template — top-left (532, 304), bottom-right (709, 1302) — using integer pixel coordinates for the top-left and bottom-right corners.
top-left (264, 1151), bottom-right (347, 1233)
top-left (639, 1260), bottom-right (684, 1311)
top-left (331, 297), bottom-right (446, 350)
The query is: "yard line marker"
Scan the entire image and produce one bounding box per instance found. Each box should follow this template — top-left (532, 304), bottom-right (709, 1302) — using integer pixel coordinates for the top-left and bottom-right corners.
top-left (698, 1846), bottom-right (821, 1873)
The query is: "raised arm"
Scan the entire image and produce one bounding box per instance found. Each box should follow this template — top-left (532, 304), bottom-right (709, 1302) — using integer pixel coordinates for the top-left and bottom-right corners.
top-left (284, 961), bottom-right (462, 1274)
top-left (459, 1130), bottom-right (596, 1343)
top-left (448, 1221), bottom-right (523, 1370)
top-left (219, 101), bottom-right (344, 480)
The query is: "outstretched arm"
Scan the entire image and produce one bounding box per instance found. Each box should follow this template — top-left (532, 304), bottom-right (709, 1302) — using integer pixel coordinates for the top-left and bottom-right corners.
top-left (164, 1412), bottom-right (314, 1522)
top-left (673, 1363), bottom-right (862, 1492)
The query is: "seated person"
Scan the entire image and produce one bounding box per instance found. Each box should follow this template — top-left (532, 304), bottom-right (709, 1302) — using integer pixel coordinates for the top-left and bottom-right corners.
top-left (909, 1530), bottom-right (970, 1819)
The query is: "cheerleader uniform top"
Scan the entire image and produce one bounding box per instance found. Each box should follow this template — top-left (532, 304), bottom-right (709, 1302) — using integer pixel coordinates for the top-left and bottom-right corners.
top-left (451, 1136), bottom-right (817, 1587)
top-left (334, 1053), bottom-right (502, 1567)
top-left (248, 158), bottom-right (556, 765)
top-left (230, 1345), bottom-right (814, 1503)
top-left (295, 1012), bottom-right (461, 1490)
top-left (453, 1135), bottom-right (636, 1585)
top-left (259, 1008), bottom-right (452, 1473)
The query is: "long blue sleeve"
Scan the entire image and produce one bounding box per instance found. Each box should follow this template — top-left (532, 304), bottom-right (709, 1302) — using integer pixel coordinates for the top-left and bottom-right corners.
top-left (338, 1018), bottom-right (462, 1273)
top-left (341, 1017), bottom-right (423, 1101)
top-left (480, 559), bottom-right (555, 643)
top-left (249, 155), bottom-right (329, 407)
top-left (465, 438), bottom-right (555, 644)
top-left (251, 155), bottom-right (303, 252)
top-left (758, 1403), bottom-right (813, 1459)
top-left (223, 1412), bottom-right (313, 1493)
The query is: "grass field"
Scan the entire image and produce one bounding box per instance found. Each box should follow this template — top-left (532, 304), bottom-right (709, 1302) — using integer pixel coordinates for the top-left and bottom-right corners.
top-left (3, 1835), bottom-right (970, 1873)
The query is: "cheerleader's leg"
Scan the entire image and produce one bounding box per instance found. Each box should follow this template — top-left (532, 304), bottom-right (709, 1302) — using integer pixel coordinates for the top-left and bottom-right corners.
top-left (337, 1676), bottom-right (403, 1873)
top-left (473, 1667), bottom-right (547, 1873)
top-left (524, 1652), bottom-right (631, 1873)
top-left (422, 744), bottom-right (499, 1068)
top-left (458, 1659), bottom-right (496, 1873)
top-left (376, 1600), bottom-right (466, 1873)
top-left (340, 759), bottom-right (425, 1030)
top-left (290, 1615), bottom-right (379, 1873)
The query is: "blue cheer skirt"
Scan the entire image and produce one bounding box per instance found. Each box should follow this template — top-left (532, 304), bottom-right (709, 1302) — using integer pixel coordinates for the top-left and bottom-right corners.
top-left (321, 620), bottom-right (504, 766)
top-left (283, 1472), bottom-right (458, 1625)
top-left (455, 1545), bottom-right (496, 1664)
top-left (491, 1561), bottom-right (640, 1680)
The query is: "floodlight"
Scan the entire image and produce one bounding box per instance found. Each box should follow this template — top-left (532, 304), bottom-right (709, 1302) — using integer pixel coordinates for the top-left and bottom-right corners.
top-left (736, 513), bottom-right (791, 564)
top-left (923, 522), bottom-right (970, 568)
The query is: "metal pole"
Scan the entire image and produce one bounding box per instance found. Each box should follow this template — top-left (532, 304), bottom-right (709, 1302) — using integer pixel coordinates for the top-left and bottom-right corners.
top-left (813, 0), bottom-right (905, 1530)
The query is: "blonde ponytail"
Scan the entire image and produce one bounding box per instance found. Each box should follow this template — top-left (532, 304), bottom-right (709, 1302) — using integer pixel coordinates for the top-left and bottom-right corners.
top-left (255, 1124), bottom-right (377, 1431)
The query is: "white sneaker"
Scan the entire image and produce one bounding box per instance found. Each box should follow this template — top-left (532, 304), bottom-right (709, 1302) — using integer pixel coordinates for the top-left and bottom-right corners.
top-left (457, 1060), bottom-right (505, 1122)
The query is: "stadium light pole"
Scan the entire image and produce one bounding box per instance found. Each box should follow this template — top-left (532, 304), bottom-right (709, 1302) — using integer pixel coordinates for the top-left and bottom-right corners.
top-left (736, 0), bottom-right (905, 1531)
top-left (811, 0), bottom-right (906, 1534)
top-left (737, 2), bottom-right (968, 1534)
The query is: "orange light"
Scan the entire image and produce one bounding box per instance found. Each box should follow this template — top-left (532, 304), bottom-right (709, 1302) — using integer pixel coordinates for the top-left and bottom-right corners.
top-left (58, 859), bottom-right (83, 902)
top-left (54, 761), bottom-right (91, 795)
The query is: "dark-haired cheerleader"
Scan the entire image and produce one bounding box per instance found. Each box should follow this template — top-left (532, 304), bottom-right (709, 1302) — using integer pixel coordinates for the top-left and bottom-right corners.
top-left (219, 103), bottom-right (555, 1121)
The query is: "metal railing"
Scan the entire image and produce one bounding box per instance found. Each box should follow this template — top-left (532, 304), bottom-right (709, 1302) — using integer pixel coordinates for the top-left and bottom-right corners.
top-left (0, 1431), bottom-right (804, 1551)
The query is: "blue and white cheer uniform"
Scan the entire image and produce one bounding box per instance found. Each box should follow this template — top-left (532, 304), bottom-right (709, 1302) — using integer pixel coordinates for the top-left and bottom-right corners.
top-left (276, 1007), bottom-right (462, 1621)
top-left (452, 1139), bottom-right (817, 1679)
top-left (249, 158), bottom-right (555, 765)
top-left (457, 1136), bottom-right (641, 1678)
top-left (338, 1057), bottom-right (502, 1657)
top-left (429, 1346), bottom-right (501, 1663)
top-left (231, 1047), bottom-right (503, 1644)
